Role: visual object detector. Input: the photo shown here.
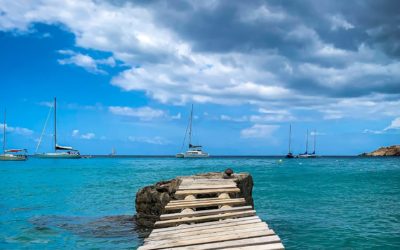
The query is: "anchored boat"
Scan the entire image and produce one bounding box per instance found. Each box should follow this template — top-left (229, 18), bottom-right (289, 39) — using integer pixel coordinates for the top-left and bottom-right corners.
top-left (176, 105), bottom-right (209, 158)
top-left (35, 98), bottom-right (81, 159)
top-left (285, 124), bottom-right (294, 158)
top-left (0, 109), bottom-right (28, 161)
top-left (297, 129), bottom-right (317, 158)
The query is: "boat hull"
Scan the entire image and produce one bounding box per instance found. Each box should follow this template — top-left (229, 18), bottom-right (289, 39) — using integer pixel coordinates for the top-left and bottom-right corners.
top-left (183, 153), bottom-right (209, 158)
top-left (35, 153), bottom-right (81, 159)
top-left (0, 154), bottom-right (27, 161)
top-left (297, 154), bottom-right (317, 158)
top-left (175, 153), bottom-right (185, 158)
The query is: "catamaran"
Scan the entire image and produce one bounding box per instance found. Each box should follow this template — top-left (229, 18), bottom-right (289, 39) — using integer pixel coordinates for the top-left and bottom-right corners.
top-left (35, 98), bottom-right (81, 159)
top-left (176, 105), bottom-right (209, 158)
top-left (297, 129), bottom-right (317, 158)
top-left (0, 109), bottom-right (28, 161)
top-left (285, 124), bottom-right (294, 158)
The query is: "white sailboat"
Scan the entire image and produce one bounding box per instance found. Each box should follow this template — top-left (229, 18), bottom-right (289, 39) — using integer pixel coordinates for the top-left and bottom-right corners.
top-left (297, 129), bottom-right (317, 158)
top-left (109, 147), bottom-right (116, 156)
top-left (0, 109), bottom-right (28, 161)
top-left (285, 124), bottom-right (294, 158)
top-left (35, 98), bottom-right (81, 159)
top-left (176, 105), bottom-right (209, 158)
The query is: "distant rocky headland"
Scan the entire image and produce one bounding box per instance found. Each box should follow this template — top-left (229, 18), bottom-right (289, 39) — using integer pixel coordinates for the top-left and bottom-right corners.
top-left (361, 145), bottom-right (400, 157)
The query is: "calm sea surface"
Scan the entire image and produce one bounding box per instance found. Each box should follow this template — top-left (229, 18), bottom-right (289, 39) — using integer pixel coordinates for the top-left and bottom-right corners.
top-left (0, 157), bottom-right (399, 249)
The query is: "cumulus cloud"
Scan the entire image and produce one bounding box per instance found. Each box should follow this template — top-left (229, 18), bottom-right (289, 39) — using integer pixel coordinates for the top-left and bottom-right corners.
top-left (128, 136), bottom-right (170, 145)
top-left (240, 124), bottom-right (279, 138)
top-left (0, 123), bottom-right (33, 136)
top-left (58, 50), bottom-right (115, 74)
top-left (1, 0), bottom-right (399, 120)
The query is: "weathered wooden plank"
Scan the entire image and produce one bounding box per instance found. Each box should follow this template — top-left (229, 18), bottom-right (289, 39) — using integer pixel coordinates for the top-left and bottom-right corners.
top-left (154, 210), bottom-right (256, 228)
top-left (138, 230), bottom-right (276, 250)
top-left (175, 188), bottom-right (240, 195)
top-left (160, 206), bottom-right (253, 220)
top-left (178, 184), bottom-right (237, 190)
top-left (145, 225), bottom-right (271, 245)
top-left (159, 236), bottom-right (282, 250)
top-left (165, 198), bottom-right (245, 210)
top-left (168, 197), bottom-right (237, 204)
top-left (222, 243), bottom-right (285, 250)
top-left (151, 216), bottom-right (261, 234)
top-left (180, 178), bottom-right (236, 183)
top-left (146, 222), bottom-right (268, 241)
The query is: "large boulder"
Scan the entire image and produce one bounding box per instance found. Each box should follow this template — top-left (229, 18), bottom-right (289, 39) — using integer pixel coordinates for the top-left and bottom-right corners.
top-left (134, 172), bottom-right (254, 229)
top-left (361, 145), bottom-right (400, 156)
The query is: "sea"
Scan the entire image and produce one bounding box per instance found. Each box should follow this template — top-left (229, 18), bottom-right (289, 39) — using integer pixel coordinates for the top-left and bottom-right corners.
top-left (0, 157), bottom-right (399, 249)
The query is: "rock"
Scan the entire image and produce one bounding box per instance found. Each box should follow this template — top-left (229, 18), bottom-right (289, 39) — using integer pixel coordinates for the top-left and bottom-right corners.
top-left (135, 179), bottom-right (180, 229)
top-left (361, 145), bottom-right (400, 156)
top-left (134, 172), bottom-right (254, 229)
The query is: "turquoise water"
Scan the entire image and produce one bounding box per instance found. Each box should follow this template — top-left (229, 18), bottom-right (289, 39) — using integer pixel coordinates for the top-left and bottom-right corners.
top-left (0, 157), bottom-right (399, 249)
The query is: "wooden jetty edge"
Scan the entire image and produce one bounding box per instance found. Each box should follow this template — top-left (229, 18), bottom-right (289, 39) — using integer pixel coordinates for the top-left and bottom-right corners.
top-left (137, 170), bottom-right (285, 250)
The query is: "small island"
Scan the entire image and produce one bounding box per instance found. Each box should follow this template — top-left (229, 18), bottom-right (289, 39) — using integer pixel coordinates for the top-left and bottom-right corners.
top-left (361, 145), bottom-right (400, 157)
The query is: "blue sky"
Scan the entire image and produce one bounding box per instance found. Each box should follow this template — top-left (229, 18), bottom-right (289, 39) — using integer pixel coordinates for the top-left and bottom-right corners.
top-left (0, 0), bottom-right (399, 155)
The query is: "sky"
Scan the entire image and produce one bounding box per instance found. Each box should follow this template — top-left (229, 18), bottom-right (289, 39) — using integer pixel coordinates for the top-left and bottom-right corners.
top-left (0, 0), bottom-right (399, 155)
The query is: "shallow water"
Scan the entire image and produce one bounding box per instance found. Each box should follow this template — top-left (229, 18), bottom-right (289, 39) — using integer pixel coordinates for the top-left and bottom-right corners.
top-left (0, 157), bottom-right (399, 249)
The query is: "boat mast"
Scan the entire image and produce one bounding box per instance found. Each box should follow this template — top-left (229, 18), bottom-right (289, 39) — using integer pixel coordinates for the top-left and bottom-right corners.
top-left (3, 109), bottom-right (6, 154)
top-left (288, 124), bottom-right (292, 154)
top-left (305, 129), bottom-right (309, 154)
top-left (313, 129), bottom-right (316, 154)
top-left (188, 104), bottom-right (193, 147)
top-left (54, 97), bottom-right (57, 152)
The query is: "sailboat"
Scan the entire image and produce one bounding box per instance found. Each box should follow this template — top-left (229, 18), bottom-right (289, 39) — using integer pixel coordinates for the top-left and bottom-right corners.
top-left (176, 105), bottom-right (209, 158)
top-left (285, 124), bottom-right (294, 158)
top-left (109, 147), bottom-right (116, 156)
top-left (0, 109), bottom-right (28, 161)
top-left (35, 98), bottom-right (81, 159)
top-left (297, 129), bottom-right (316, 158)
top-left (310, 129), bottom-right (319, 157)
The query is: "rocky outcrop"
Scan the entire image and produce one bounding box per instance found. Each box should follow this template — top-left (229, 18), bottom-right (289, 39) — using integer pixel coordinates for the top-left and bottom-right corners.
top-left (134, 171), bottom-right (254, 229)
top-left (361, 145), bottom-right (400, 156)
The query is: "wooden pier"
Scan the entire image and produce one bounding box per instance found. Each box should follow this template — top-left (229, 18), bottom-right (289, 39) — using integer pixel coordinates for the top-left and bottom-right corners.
top-left (138, 175), bottom-right (285, 250)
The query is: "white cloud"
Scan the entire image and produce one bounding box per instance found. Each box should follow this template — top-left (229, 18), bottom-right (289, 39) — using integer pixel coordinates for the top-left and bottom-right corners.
top-left (363, 129), bottom-right (383, 134)
top-left (0, 123), bottom-right (33, 136)
top-left (71, 129), bottom-right (95, 139)
top-left (0, 0), bottom-right (398, 121)
top-left (171, 113), bottom-right (181, 120)
top-left (330, 15), bottom-right (354, 31)
top-left (240, 124), bottom-right (279, 138)
top-left (81, 132), bottom-right (95, 140)
top-left (220, 115), bottom-right (248, 122)
top-left (384, 117), bottom-right (400, 131)
top-left (250, 108), bottom-right (295, 122)
top-left (58, 50), bottom-right (115, 74)
top-left (72, 129), bottom-right (79, 137)
top-left (240, 5), bottom-right (286, 23)
top-left (310, 131), bottom-right (326, 136)
top-left (128, 136), bottom-right (170, 145)
top-left (363, 117), bottom-right (400, 134)
top-left (38, 101), bottom-right (53, 107)
top-left (108, 106), bottom-right (166, 121)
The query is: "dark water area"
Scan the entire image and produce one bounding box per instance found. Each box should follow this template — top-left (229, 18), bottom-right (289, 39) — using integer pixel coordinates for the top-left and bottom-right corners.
top-left (0, 157), bottom-right (399, 249)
